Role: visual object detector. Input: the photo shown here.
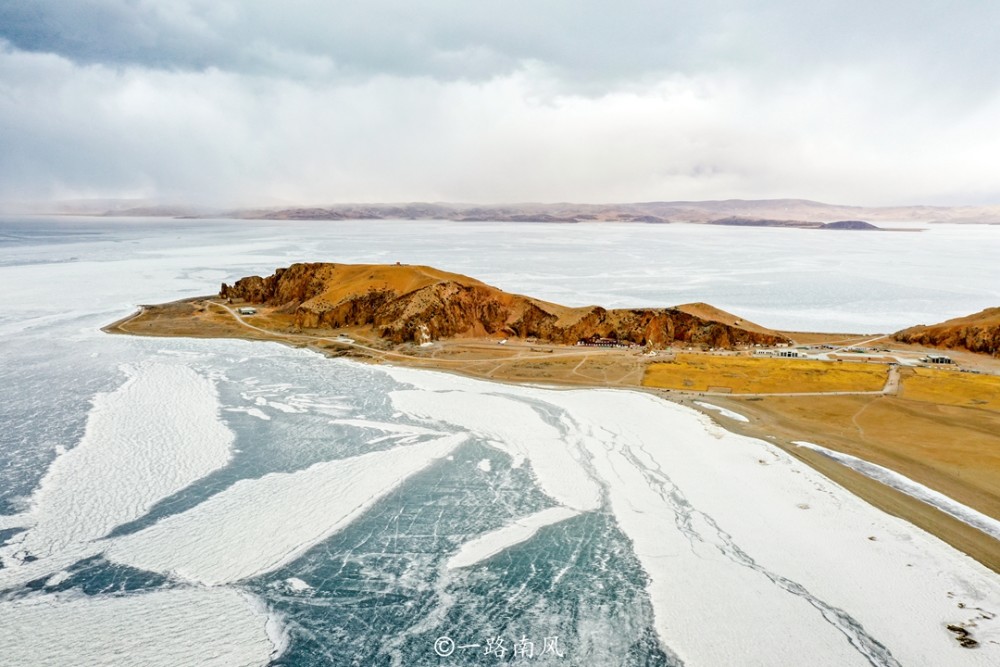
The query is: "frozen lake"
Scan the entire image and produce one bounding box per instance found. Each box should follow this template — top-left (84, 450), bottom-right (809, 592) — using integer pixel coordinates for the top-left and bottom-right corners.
top-left (1, 216), bottom-right (999, 666)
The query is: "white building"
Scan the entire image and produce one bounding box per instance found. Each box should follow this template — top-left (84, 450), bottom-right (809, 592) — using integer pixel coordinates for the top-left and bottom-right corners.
top-left (923, 353), bottom-right (953, 364)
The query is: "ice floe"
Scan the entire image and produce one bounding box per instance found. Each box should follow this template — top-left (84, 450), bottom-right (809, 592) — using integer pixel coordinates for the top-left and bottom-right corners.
top-left (448, 506), bottom-right (581, 569)
top-left (284, 577), bottom-right (313, 592)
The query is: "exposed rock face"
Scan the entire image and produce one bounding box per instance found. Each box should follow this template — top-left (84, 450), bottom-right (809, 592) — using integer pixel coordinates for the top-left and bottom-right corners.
top-left (894, 307), bottom-right (1000, 357)
top-left (220, 263), bottom-right (790, 349)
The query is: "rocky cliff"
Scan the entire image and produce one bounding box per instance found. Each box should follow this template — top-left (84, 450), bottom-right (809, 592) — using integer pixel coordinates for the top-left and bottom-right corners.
top-left (220, 263), bottom-right (790, 349)
top-left (894, 307), bottom-right (1000, 357)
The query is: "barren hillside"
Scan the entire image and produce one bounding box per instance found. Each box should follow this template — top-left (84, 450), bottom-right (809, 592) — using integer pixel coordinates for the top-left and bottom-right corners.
top-left (894, 308), bottom-right (1000, 356)
top-left (220, 263), bottom-right (790, 349)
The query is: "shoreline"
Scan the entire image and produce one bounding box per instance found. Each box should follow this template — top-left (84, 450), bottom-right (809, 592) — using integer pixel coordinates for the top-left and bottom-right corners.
top-left (105, 298), bottom-right (1000, 574)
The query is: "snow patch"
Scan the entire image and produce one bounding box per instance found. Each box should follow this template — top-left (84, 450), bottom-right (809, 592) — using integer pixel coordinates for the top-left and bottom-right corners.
top-left (694, 400), bottom-right (750, 422)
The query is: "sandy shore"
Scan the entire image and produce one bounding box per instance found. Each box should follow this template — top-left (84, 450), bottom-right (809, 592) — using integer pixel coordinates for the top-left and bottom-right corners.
top-left (105, 296), bottom-right (1000, 573)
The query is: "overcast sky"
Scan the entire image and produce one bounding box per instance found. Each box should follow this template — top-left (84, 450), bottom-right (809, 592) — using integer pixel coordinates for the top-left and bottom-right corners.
top-left (1, 1), bottom-right (998, 206)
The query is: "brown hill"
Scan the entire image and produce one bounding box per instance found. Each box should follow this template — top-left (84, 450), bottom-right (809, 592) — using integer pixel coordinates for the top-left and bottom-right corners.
top-left (673, 303), bottom-right (777, 335)
top-left (894, 307), bottom-right (1000, 356)
top-left (219, 263), bottom-right (790, 349)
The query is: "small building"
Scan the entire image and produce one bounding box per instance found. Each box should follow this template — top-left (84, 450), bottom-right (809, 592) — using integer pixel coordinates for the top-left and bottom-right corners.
top-left (237, 307), bottom-right (257, 315)
top-left (923, 353), bottom-right (954, 364)
top-left (577, 335), bottom-right (631, 349)
top-left (775, 349), bottom-right (803, 358)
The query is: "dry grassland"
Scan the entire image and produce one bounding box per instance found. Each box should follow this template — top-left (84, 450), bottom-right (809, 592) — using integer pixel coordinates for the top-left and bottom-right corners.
top-left (899, 367), bottom-right (1000, 411)
top-left (643, 354), bottom-right (887, 393)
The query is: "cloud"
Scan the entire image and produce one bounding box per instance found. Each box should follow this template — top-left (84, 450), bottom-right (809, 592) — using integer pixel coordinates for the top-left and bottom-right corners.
top-left (1, 2), bottom-right (999, 205)
top-left (4, 1), bottom-right (999, 89)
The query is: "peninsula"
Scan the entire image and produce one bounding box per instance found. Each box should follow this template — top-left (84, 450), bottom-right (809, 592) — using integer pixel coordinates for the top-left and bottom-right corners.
top-left (106, 262), bottom-right (1000, 573)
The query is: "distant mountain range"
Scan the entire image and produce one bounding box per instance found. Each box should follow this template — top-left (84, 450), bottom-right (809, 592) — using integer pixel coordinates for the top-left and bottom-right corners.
top-left (222, 200), bottom-right (1000, 225)
top-left (6, 198), bottom-right (1000, 225)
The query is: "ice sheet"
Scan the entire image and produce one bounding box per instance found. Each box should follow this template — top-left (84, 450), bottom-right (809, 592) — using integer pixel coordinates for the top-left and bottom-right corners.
top-left (0, 588), bottom-right (280, 667)
top-left (108, 434), bottom-right (466, 585)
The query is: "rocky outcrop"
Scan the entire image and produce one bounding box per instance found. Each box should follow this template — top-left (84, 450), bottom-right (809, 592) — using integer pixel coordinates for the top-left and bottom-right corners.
top-left (894, 307), bottom-right (1000, 357)
top-left (221, 263), bottom-right (791, 349)
top-left (820, 220), bottom-right (879, 230)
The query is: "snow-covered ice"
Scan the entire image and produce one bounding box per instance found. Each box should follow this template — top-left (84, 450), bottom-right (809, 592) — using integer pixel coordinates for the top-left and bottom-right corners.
top-left (384, 365), bottom-right (1000, 666)
top-left (0, 588), bottom-right (280, 667)
top-left (390, 389), bottom-right (602, 512)
top-left (108, 434), bottom-right (467, 584)
top-left (448, 506), bottom-right (581, 569)
top-left (0, 363), bottom-right (235, 587)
